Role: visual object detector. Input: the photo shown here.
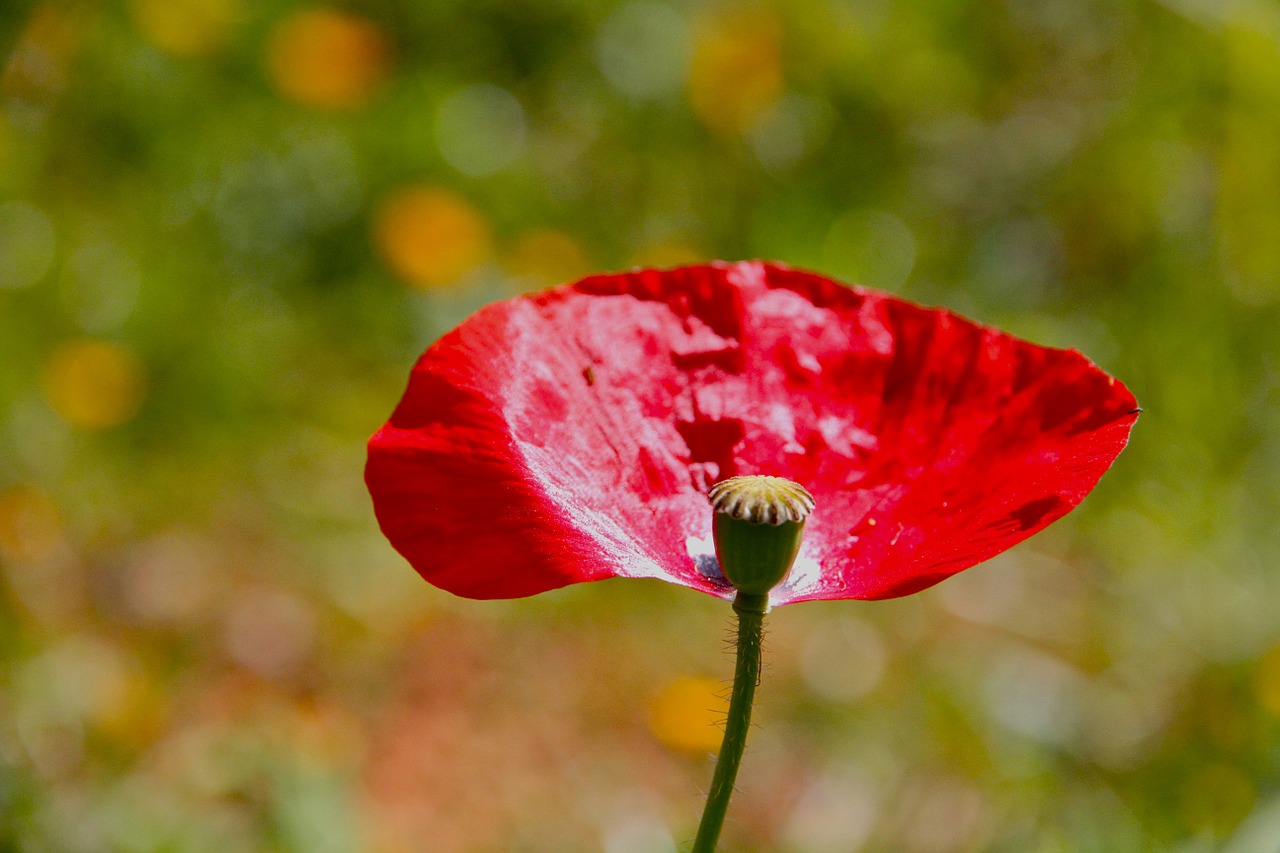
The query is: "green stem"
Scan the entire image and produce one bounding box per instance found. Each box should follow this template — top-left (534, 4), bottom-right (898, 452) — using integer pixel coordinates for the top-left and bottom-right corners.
top-left (691, 591), bottom-right (768, 853)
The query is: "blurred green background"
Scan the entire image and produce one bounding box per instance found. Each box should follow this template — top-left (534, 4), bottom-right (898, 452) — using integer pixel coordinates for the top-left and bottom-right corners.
top-left (2, 1), bottom-right (1278, 851)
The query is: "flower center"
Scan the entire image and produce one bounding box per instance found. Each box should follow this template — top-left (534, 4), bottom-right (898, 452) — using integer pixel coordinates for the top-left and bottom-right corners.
top-left (708, 475), bottom-right (814, 597)
top-left (708, 475), bottom-right (814, 525)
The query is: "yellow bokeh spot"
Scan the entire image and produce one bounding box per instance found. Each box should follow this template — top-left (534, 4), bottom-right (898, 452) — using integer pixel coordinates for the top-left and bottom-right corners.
top-left (42, 340), bottom-right (147, 429)
top-left (1181, 763), bottom-right (1255, 837)
top-left (505, 228), bottom-right (591, 285)
top-left (95, 667), bottom-right (166, 746)
top-left (0, 487), bottom-right (64, 563)
top-left (267, 8), bottom-right (390, 109)
top-left (630, 241), bottom-right (704, 269)
top-left (648, 675), bottom-right (728, 754)
top-left (129, 0), bottom-right (242, 58)
top-left (688, 14), bottom-right (784, 134)
top-left (2, 7), bottom-right (80, 100)
top-left (374, 187), bottom-right (491, 288)
top-left (289, 701), bottom-right (361, 765)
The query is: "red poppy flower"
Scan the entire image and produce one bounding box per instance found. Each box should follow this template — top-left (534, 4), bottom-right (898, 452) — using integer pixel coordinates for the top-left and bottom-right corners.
top-left (366, 261), bottom-right (1137, 605)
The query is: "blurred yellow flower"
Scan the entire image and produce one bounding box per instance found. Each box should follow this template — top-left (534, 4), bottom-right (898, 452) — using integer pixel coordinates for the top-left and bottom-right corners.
top-left (648, 675), bottom-right (728, 754)
top-left (505, 228), bottom-right (591, 285)
top-left (374, 187), bottom-right (491, 288)
top-left (129, 0), bottom-right (241, 58)
top-left (42, 339), bottom-right (147, 429)
top-left (266, 8), bottom-right (390, 109)
top-left (0, 486), bottom-right (64, 563)
top-left (688, 14), bottom-right (783, 134)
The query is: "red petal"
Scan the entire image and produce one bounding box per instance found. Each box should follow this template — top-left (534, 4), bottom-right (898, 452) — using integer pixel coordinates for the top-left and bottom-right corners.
top-left (366, 261), bottom-right (1138, 603)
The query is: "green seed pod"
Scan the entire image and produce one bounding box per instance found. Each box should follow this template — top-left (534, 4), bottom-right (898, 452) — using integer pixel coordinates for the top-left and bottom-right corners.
top-left (708, 475), bottom-right (815, 597)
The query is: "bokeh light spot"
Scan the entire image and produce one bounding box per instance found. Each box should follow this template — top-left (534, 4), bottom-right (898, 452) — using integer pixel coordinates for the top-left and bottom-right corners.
top-left (374, 186), bottom-right (491, 288)
top-left (94, 667), bottom-right (165, 746)
top-left (1181, 763), bottom-right (1255, 837)
top-left (0, 201), bottom-right (56, 289)
top-left (506, 228), bottom-right (591, 285)
top-left (629, 241), bottom-right (703, 269)
top-left (437, 84), bottom-right (526, 177)
top-left (0, 486), bottom-right (64, 563)
top-left (119, 533), bottom-right (218, 625)
top-left (128, 0), bottom-right (242, 58)
top-left (267, 9), bottom-right (390, 109)
top-left (223, 588), bottom-right (316, 680)
top-left (601, 812), bottom-right (677, 853)
top-left (748, 93), bottom-right (831, 172)
top-left (595, 2), bottom-right (690, 100)
top-left (42, 339), bottom-right (147, 429)
top-left (39, 635), bottom-right (133, 726)
top-left (783, 769), bottom-right (878, 853)
top-left (61, 234), bottom-right (143, 332)
top-left (823, 209), bottom-right (917, 290)
top-left (688, 14), bottom-right (783, 134)
top-left (799, 617), bottom-right (886, 704)
top-left (647, 675), bottom-right (726, 754)
top-left (967, 217), bottom-right (1062, 309)
top-left (1, 6), bottom-right (79, 104)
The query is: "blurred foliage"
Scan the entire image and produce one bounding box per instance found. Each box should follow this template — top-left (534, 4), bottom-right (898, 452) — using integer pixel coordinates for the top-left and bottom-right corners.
top-left (2, 0), bottom-right (1279, 851)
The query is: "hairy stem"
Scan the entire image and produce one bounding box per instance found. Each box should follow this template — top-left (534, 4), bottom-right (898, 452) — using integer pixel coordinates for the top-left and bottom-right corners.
top-left (691, 591), bottom-right (767, 853)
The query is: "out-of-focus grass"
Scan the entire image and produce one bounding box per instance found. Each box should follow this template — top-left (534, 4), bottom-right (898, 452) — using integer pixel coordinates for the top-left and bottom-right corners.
top-left (2, 2), bottom-right (1279, 851)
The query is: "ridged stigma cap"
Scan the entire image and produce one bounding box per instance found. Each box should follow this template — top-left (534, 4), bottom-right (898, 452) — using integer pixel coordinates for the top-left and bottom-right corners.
top-left (708, 476), bottom-right (814, 596)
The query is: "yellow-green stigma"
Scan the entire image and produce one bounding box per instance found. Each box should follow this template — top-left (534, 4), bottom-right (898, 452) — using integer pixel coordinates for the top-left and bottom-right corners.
top-left (708, 475), bottom-right (814, 596)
